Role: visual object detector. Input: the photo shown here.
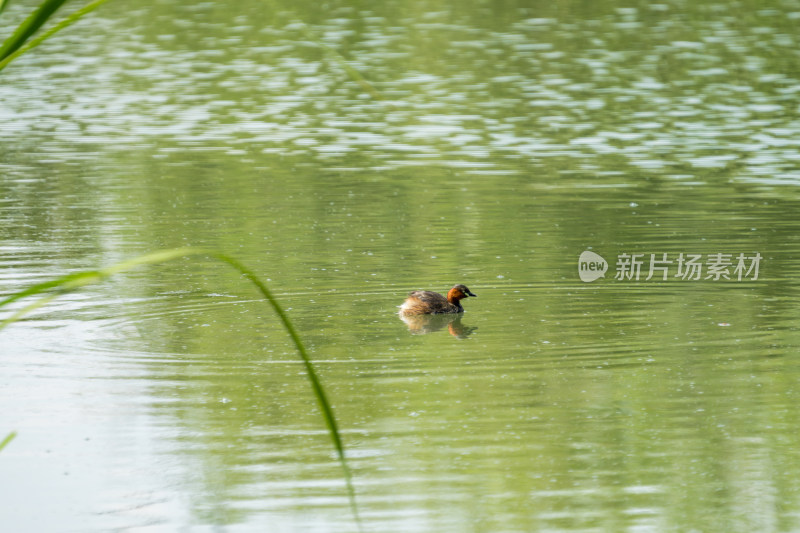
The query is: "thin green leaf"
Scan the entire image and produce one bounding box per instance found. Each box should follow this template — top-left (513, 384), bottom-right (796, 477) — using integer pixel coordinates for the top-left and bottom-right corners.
top-left (0, 271), bottom-right (102, 309)
top-left (0, 431), bottom-right (16, 452)
top-left (210, 253), bottom-right (347, 459)
top-left (0, 0), bottom-right (10, 18)
top-left (0, 248), bottom-right (359, 526)
top-left (210, 252), bottom-right (361, 526)
top-left (1, 290), bottom-right (71, 329)
top-left (99, 247), bottom-right (199, 277)
top-left (0, 0), bottom-right (68, 61)
top-left (0, 249), bottom-right (196, 313)
top-left (0, 0), bottom-right (112, 73)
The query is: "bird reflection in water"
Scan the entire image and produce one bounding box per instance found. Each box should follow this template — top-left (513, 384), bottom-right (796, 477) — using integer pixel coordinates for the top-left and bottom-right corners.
top-left (399, 313), bottom-right (477, 339)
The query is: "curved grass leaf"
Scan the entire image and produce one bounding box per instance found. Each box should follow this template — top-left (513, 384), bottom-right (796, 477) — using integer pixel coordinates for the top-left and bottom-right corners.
top-left (0, 0), bottom-right (68, 60)
top-left (0, 248), bottom-right (360, 526)
top-left (207, 252), bottom-right (348, 460)
top-left (0, 0), bottom-right (112, 73)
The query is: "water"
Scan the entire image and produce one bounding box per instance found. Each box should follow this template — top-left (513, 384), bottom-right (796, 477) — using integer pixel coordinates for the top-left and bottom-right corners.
top-left (2, 0), bottom-right (800, 531)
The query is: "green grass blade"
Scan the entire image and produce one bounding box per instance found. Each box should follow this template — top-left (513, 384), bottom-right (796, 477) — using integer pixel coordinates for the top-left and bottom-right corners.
top-left (0, 0), bottom-right (68, 61)
top-left (0, 0), bottom-right (112, 73)
top-left (209, 253), bottom-right (346, 457)
top-left (0, 248), bottom-right (359, 525)
top-left (93, 247), bottom-right (198, 279)
top-left (1, 290), bottom-right (73, 329)
top-left (0, 0), bottom-right (10, 17)
top-left (0, 271), bottom-right (101, 309)
top-left (210, 252), bottom-right (362, 527)
top-left (0, 249), bottom-right (196, 315)
top-left (0, 431), bottom-right (16, 452)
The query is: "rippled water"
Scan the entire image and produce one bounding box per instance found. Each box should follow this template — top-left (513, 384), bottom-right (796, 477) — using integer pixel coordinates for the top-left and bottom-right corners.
top-left (2, 0), bottom-right (800, 531)
top-left (2, 1), bottom-right (800, 181)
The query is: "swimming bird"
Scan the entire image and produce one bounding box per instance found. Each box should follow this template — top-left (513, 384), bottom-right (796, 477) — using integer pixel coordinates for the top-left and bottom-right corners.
top-left (398, 284), bottom-right (477, 316)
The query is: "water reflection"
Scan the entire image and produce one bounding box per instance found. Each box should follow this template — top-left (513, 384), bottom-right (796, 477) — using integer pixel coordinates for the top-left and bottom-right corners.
top-left (399, 312), bottom-right (477, 338)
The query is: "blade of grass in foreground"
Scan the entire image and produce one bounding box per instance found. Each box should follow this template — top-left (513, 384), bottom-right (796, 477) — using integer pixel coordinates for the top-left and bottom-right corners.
top-left (0, 248), bottom-right (360, 527)
top-left (0, 431), bottom-right (16, 452)
top-left (0, 0), bottom-right (112, 73)
top-left (0, 0), bottom-right (68, 61)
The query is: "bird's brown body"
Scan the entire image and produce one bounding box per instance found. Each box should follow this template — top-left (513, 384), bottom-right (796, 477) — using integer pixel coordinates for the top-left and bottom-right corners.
top-left (398, 284), bottom-right (477, 316)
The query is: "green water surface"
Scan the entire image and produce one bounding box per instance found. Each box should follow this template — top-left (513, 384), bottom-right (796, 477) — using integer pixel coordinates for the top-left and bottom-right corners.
top-left (2, 0), bottom-right (800, 531)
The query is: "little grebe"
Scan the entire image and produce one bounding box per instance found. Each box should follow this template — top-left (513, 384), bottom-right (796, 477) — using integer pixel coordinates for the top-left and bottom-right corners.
top-left (398, 284), bottom-right (477, 316)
